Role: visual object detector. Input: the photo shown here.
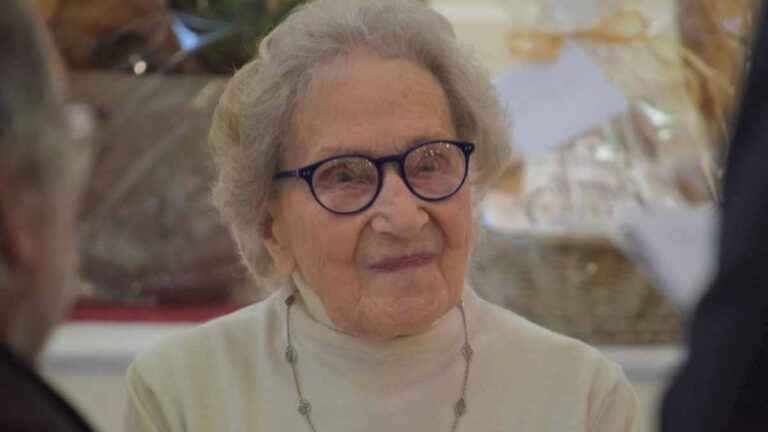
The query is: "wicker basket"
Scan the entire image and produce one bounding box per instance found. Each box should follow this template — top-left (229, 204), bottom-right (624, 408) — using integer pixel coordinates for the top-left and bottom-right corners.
top-left (72, 71), bottom-right (253, 305)
top-left (470, 230), bottom-right (682, 345)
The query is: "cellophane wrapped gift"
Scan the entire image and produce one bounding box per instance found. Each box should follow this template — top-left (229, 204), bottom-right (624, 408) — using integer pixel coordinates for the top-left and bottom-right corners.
top-left (474, 0), bottom-right (745, 344)
top-left (45, 0), bottom-right (313, 305)
top-left (73, 72), bottom-right (254, 305)
top-left (678, 0), bottom-right (761, 151)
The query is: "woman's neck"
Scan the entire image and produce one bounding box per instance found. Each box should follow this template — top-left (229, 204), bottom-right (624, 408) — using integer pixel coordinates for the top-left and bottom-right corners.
top-left (287, 272), bottom-right (474, 356)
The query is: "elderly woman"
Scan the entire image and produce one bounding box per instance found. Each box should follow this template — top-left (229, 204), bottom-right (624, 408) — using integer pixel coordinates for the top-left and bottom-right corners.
top-left (124, 1), bottom-right (639, 431)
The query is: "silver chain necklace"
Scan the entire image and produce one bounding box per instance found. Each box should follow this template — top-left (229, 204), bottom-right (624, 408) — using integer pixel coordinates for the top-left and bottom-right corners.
top-left (284, 292), bottom-right (473, 432)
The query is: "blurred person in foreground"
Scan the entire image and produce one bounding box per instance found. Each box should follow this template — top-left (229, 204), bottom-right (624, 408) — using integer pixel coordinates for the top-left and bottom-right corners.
top-left (0, 0), bottom-right (92, 430)
top-left (661, 3), bottom-right (768, 432)
top-left (123, 1), bottom-right (639, 431)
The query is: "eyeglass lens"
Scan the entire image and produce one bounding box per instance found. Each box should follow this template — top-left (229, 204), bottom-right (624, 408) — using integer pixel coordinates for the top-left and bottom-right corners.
top-left (311, 142), bottom-right (467, 213)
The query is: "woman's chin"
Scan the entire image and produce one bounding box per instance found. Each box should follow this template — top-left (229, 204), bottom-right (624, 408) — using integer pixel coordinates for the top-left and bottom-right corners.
top-left (356, 294), bottom-right (452, 340)
top-left (353, 319), bottom-right (435, 341)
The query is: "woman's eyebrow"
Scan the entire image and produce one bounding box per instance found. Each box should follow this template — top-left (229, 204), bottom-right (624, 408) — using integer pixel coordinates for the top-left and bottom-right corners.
top-left (311, 143), bottom-right (376, 160)
top-left (406, 133), bottom-right (451, 147)
top-left (309, 133), bottom-right (453, 161)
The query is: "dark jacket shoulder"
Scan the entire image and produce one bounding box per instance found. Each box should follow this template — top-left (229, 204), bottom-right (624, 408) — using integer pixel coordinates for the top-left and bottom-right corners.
top-left (0, 343), bottom-right (93, 432)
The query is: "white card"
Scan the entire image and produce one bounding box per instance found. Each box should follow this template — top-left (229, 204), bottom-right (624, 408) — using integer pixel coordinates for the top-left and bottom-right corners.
top-left (493, 41), bottom-right (629, 160)
top-left (546, 0), bottom-right (605, 27)
top-left (615, 205), bottom-right (719, 315)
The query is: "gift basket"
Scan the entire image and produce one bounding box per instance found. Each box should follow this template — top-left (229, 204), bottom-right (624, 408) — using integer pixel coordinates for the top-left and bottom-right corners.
top-left (44, 0), bottom-right (307, 305)
top-left (679, 0), bottom-right (761, 154)
top-left (72, 72), bottom-right (244, 305)
top-left (473, 0), bottom-right (760, 344)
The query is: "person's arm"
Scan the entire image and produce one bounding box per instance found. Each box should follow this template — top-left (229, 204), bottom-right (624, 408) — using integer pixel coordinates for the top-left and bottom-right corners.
top-left (661, 3), bottom-right (768, 431)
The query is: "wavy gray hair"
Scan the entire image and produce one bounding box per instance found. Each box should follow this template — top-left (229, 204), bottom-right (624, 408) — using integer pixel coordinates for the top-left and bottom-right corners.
top-left (210, 0), bottom-right (512, 289)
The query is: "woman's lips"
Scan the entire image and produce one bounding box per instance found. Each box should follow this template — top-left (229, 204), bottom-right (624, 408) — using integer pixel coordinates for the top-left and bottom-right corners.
top-left (368, 254), bottom-right (436, 272)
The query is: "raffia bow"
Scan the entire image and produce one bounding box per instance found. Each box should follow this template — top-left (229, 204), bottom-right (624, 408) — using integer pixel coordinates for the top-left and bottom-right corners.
top-left (506, 10), bottom-right (735, 98)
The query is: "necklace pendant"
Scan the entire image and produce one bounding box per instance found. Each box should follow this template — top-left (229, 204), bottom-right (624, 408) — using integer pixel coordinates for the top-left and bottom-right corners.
top-left (285, 344), bottom-right (297, 364)
top-left (454, 398), bottom-right (467, 418)
top-left (461, 343), bottom-right (474, 362)
top-left (298, 398), bottom-right (312, 418)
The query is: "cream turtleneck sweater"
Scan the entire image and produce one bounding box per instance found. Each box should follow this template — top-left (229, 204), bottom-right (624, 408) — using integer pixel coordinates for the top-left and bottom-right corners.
top-left (123, 277), bottom-right (639, 432)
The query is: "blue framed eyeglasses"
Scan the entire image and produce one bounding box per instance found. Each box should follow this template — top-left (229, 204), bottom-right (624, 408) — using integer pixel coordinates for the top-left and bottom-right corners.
top-left (274, 140), bottom-right (475, 215)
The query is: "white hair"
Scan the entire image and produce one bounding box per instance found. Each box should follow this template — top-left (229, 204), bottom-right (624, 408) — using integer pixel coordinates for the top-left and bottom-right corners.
top-left (210, 0), bottom-right (512, 290)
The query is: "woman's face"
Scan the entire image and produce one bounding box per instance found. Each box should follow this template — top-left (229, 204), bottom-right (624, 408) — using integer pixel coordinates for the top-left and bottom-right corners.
top-left (265, 54), bottom-right (472, 340)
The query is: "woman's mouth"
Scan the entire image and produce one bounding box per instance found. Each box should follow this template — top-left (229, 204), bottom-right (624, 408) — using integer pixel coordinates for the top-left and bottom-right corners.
top-left (368, 254), bottom-right (436, 272)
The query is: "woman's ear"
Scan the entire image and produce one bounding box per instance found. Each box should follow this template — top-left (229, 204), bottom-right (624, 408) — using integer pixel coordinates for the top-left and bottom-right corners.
top-left (0, 178), bottom-right (39, 334)
top-left (259, 209), bottom-right (297, 277)
top-left (0, 180), bottom-right (36, 295)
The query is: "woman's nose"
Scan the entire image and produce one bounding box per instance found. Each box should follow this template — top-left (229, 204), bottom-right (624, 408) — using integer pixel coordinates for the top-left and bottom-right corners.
top-left (369, 168), bottom-right (429, 238)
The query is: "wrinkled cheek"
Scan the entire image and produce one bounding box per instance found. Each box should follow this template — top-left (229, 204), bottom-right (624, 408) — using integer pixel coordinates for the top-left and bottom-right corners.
top-left (443, 198), bottom-right (473, 289)
top-left (288, 206), bottom-right (325, 265)
top-left (295, 217), bottom-right (362, 294)
top-left (450, 195), bottom-right (474, 251)
top-left (305, 235), bottom-right (333, 276)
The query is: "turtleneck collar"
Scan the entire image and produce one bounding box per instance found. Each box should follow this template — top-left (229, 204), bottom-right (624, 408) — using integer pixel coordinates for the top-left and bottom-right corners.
top-left (292, 271), bottom-right (340, 331)
top-left (283, 272), bottom-right (479, 358)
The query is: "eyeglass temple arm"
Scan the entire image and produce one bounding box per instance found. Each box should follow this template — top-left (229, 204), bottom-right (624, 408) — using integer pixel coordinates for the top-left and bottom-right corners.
top-left (275, 170), bottom-right (301, 179)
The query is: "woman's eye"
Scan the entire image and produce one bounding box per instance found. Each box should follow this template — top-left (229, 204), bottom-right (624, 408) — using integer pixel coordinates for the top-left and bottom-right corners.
top-left (419, 159), bottom-right (438, 172)
top-left (413, 154), bottom-right (444, 175)
top-left (332, 170), bottom-right (354, 183)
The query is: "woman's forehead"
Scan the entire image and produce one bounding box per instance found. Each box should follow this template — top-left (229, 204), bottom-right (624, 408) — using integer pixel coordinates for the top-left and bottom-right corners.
top-left (306, 130), bottom-right (455, 160)
top-left (282, 56), bottom-right (454, 166)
